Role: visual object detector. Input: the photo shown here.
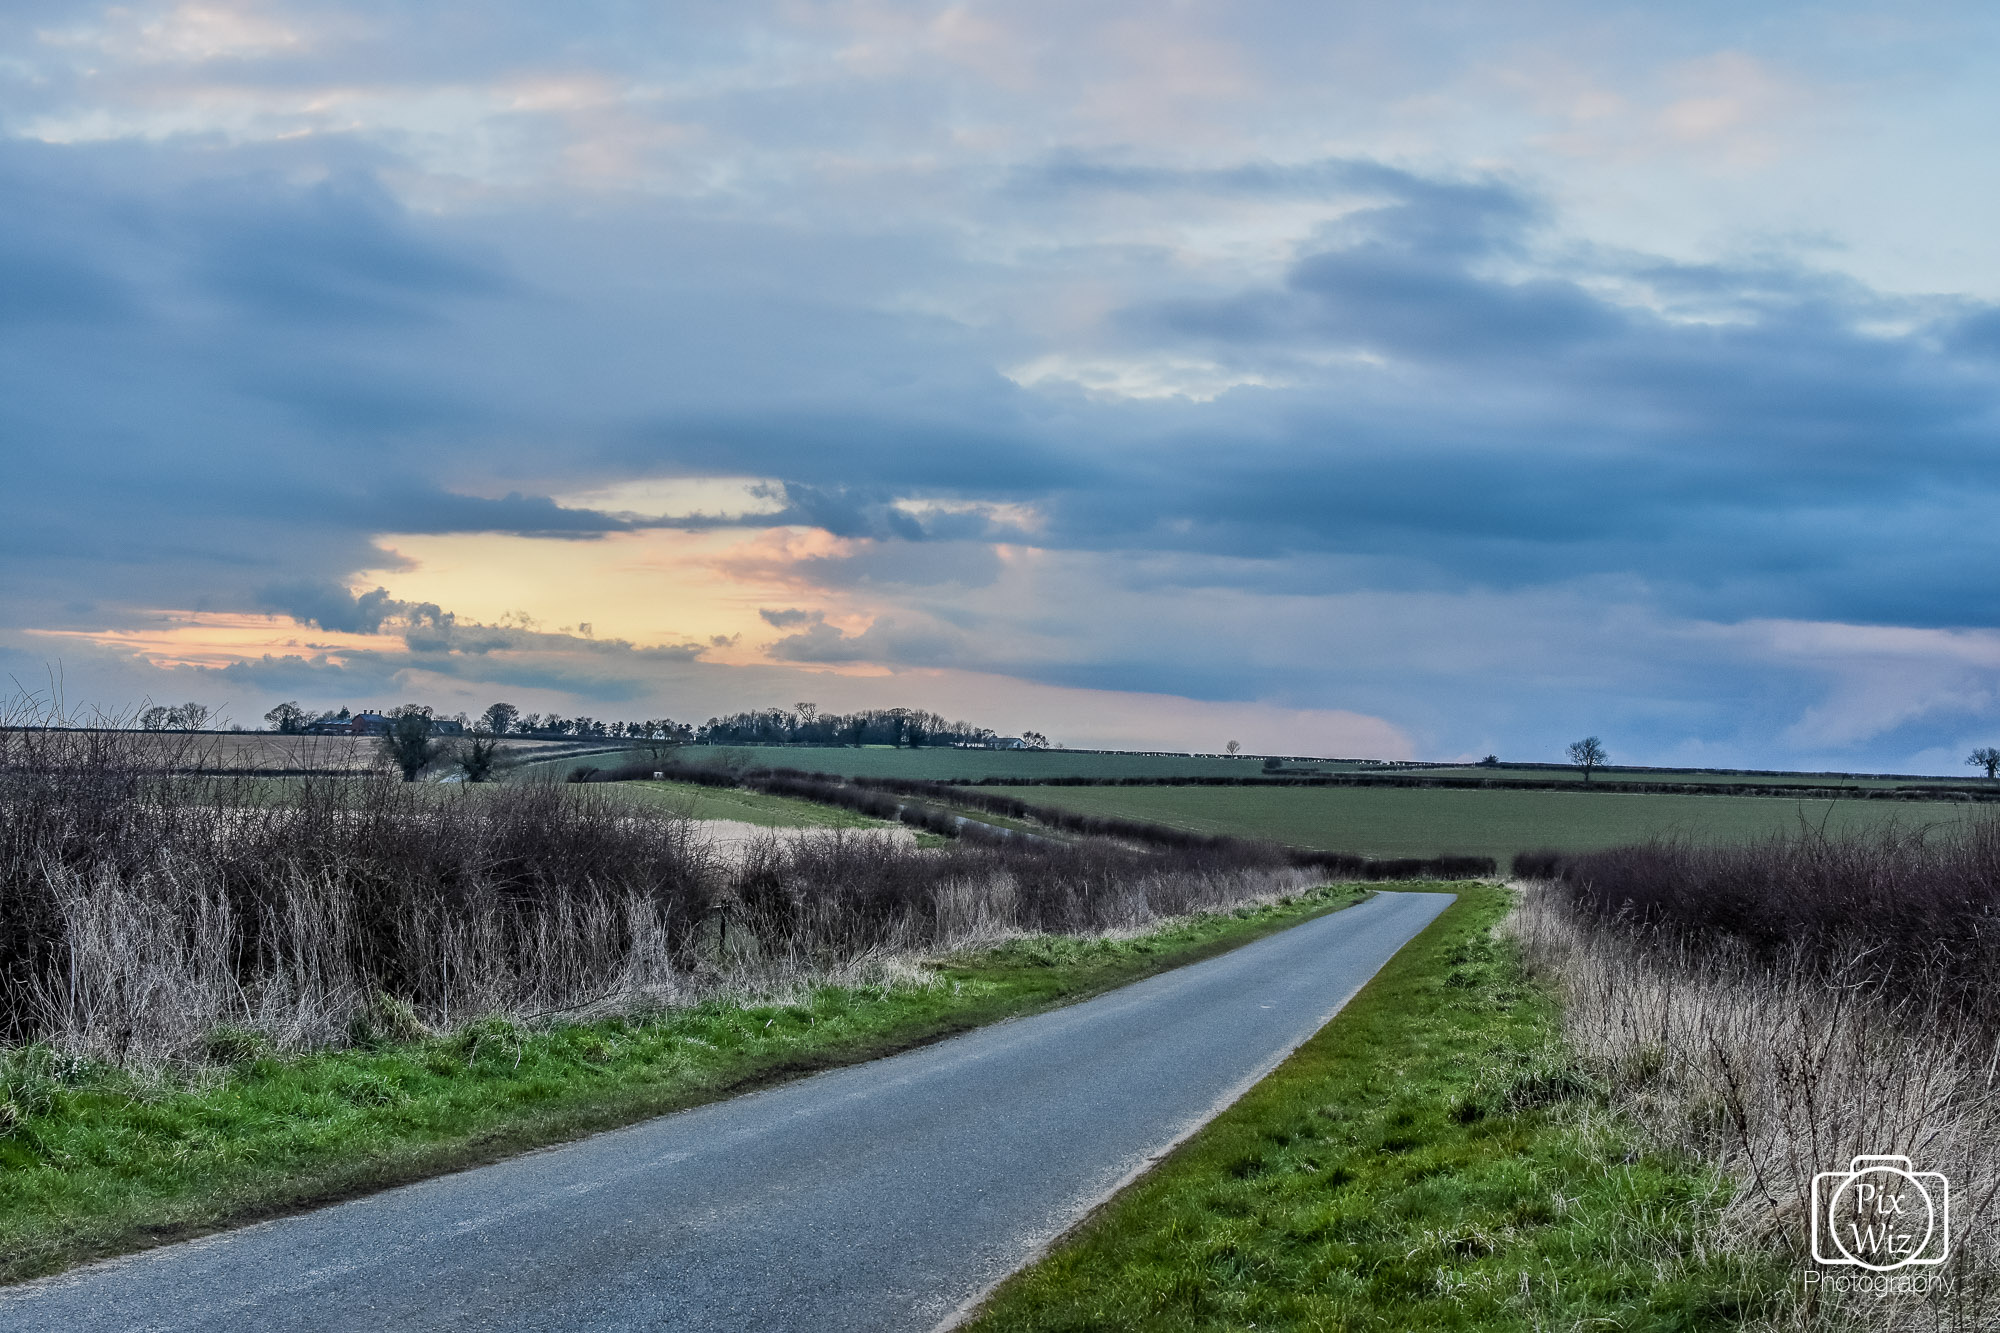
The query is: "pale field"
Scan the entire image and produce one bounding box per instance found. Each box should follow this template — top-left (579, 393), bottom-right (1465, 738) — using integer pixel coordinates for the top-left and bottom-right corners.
top-left (29, 730), bottom-right (582, 773)
top-left (686, 818), bottom-right (916, 865)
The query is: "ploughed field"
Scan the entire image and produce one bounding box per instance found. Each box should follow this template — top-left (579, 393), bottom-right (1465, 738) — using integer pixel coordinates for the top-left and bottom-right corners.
top-left (979, 782), bottom-right (1986, 865)
top-left (12, 730), bottom-right (585, 774)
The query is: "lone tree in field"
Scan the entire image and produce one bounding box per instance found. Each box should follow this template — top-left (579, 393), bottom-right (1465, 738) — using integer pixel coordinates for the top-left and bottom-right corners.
top-left (1969, 747), bottom-right (2000, 780)
top-left (264, 701), bottom-right (308, 734)
top-left (1567, 736), bottom-right (1607, 782)
top-left (1225, 739), bottom-right (1242, 756)
top-left (380, 705), bottom-right (442, 782)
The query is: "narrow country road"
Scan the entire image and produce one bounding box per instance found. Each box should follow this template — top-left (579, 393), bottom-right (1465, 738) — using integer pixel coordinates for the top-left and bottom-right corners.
top-left (0, 890), bottom-right (1453, 1333)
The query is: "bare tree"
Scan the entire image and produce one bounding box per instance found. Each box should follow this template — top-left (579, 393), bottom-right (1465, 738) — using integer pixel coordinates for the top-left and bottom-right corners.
top-left (479, 702), bottom-right (519, 736)
top-left (796, 701), bottom-right (818, 726)
top-left (264, 701), bottom-right (308, 734)
top-left (169, 702), bottom-right (211, 731)
top-left (1969, 747), bottom-right (2000, 780)
top-left (639, 720), bottom-right (687, 767)
top-left (1225, 740), bottom-right (1241, 756)
top-left (1566, 736), bottom-right (1607, 782)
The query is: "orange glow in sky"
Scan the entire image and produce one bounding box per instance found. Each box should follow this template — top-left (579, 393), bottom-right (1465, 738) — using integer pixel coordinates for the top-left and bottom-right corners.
top-left (356, 526), bottom-right (881, 668)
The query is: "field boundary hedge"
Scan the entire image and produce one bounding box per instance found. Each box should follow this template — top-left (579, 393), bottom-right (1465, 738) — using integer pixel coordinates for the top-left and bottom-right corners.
top-left (941, 773), bottom-right (2000, 800)
top-left (593, 763), bottom-right (1498, 881)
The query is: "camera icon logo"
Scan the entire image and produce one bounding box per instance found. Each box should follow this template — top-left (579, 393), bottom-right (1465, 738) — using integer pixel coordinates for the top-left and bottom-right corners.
top-left (1811, 1155), bottom-right (1950, 1271)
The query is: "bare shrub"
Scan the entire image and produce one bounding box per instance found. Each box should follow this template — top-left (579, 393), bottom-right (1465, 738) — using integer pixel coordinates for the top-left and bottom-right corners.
top-left (1521, 825), bottom-right (2000, 1039)
top-left (1510, 831), bottom-right (2000, 1330)
top-left (2, 713), bottom-right (1319, 1068)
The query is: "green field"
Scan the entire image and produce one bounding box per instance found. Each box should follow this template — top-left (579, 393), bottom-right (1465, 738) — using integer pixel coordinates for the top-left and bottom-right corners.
top-left (1392, 762), bottom-right (1970, 790)
top-left (508, 743), bottom-right (1982, 792)
top-left (665, 745), bottom-right (1368, 782)
top-left (984, 783), bottom-right (1982, 864)
top-left (612, 779), bottom-right (890, 828)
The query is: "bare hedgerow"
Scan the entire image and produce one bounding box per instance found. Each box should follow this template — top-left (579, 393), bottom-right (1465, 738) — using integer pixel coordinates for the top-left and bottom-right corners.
top-left (1, 711), bottom-right (1317, 1069)
top-left (1509, 836), bottom-right (2000, 1332)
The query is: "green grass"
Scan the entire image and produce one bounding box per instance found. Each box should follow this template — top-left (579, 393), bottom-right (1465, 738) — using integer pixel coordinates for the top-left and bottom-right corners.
top-left (965, 886), bottom-right (1787, 1332)
top-left (1393, 763), bottom-right (1969, 789)
top-left (984, 782), bottom-right (1982, 865)
top-left (643, 746), bottom-right (1371, 783)
top-left (509, 743), bottom-right (1979, 790)
top-left (613, 779), bottom-right (892, 828)
top-left (0, 884), bottom-right (1366, 1285)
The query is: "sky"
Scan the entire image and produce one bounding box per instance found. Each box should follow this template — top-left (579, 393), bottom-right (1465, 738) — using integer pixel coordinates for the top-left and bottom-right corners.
top-left (5, 1), bottom-right (2000, 768)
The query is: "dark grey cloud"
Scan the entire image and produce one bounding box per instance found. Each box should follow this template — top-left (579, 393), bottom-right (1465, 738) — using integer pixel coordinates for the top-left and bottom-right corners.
top-left (764, 620), bottom-right (853, 662)
top-left (1016, 162), bottom-right (2000, 634)
top-left (771, 484), bottom-right (927, 541)
top-left (251, 581), bottom-right (708, 663)
top-left (767, 616), bottom-right (964, 666)
top-left (256, 582), bottom-right (429, 634)
top-left (188, 172), bottom-right (513, 326)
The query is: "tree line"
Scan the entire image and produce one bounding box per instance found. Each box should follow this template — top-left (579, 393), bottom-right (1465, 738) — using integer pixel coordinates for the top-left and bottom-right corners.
top-left (138, 702), bottom-right (212, 730)
top-left (262, 699), bottom-right (1046, 751)
top-left (694, 704), bottom-right (1042, 749)
top-left (263, 700), bottom-right (693, 742)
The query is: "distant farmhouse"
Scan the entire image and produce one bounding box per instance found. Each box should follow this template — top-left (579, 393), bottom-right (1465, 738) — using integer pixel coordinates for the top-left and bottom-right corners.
top-left (303, 711), bottom-right (462, 737)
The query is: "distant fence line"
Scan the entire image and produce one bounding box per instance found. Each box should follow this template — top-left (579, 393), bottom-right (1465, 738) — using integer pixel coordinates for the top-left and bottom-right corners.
top-left (938, 773), bottom-right (2000, 801)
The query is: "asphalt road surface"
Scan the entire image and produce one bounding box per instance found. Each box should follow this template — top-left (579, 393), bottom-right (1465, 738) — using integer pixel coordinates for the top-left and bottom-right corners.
top-left (1, 889), bottom-right (1453, 1333)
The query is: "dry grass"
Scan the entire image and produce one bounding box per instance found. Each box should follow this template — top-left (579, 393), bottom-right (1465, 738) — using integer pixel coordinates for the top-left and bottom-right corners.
top-left (1508, 885), bottom-right (2000, 1331)
top-left (0, 717), bottom-right (1316, 1072)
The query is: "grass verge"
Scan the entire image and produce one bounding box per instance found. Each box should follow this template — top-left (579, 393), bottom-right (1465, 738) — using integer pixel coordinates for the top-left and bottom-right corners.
top-left (0, 884), bottom-right (1364, 1285)
top-left (962, 884), bottom-right (1790, 1332)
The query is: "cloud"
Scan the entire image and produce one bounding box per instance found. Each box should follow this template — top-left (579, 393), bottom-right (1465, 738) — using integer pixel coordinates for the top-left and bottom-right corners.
top-left (256, 582), bottom-right (426, 634)
top-left (766, 615), bottom-right (965, 667)
top-left (8, 5), bottom-right (2000, 770)
top-left (189, 172), bottom-right (513, 326)
top-left (764, 619), bottom-right (853, 662)
top-left (249, 583), bottom-right (708, 666)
